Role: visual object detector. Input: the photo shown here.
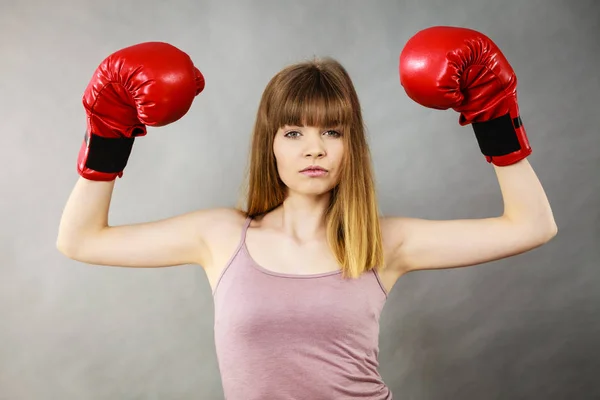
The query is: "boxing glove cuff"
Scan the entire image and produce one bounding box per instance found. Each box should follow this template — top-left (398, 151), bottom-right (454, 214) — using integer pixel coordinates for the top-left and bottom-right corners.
top-left (83, 131), bottom-right (135, 173)
top-left (471, 113), bottom-right (532, 166)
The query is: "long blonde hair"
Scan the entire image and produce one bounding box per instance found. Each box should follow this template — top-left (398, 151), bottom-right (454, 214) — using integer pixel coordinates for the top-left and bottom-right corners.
top-left (239, 57), bottom-right (384, 279)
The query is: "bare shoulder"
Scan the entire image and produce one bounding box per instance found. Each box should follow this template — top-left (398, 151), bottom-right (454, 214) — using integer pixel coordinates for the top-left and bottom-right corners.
top-left (378, 215), bottom-right (427, 276)
top-left (378, 216), bottom-right (409, 250)
top-left (194, 207), bottom-right (248, 269)
top-left (192, 206), bottom-right (247, 227)
top-left (190, 206), bottom-right (247, 245)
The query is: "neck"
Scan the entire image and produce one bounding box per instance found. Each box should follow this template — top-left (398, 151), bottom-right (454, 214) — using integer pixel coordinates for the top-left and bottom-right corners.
top-left (270, 193), bottom-right (331, 242)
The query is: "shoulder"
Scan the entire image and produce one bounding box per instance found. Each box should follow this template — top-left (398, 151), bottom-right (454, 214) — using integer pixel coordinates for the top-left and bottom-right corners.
top-left (378, 215), bottom-right (410, 245)
top-left (186, 207), bottom-right (249, 269)
top-left (378, 215), bottom-right (414, 272)
top-left (191, 207), bottom-right (248, 237)
top-left (197, 206), bottom-right (248, 223)
top-left (169, 206), bottom-right (248, 250)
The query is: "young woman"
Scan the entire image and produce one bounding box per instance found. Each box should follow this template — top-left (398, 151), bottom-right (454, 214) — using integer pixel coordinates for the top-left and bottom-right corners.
top-left (57, 26), bottom-right (557, 400)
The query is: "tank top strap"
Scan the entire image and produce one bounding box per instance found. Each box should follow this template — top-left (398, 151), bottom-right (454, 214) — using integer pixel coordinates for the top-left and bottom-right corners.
top-left (240, 215), bottom-right (252, 244)
top-left (211, 215), bottom-right (253, 297)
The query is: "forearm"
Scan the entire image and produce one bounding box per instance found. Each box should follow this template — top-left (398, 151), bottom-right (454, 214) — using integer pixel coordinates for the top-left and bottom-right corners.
top-left (56, 177), bottom-right (115, 251)
top-left (494, 158), bottom-right (557, 235)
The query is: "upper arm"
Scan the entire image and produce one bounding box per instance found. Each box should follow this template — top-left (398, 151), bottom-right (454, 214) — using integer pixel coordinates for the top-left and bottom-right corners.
top-left (58, 207), bottom-right (246, 268)
top-left (380, 216), bottom-right (557, 273)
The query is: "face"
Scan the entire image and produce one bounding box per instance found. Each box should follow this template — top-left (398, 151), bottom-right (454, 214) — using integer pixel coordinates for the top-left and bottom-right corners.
top-left (273, 124), bottom-right (345, 198)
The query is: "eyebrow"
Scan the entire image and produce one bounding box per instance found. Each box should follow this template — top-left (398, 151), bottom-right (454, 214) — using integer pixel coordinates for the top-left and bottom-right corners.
top-left (283, 125), bottom-right (342, 130)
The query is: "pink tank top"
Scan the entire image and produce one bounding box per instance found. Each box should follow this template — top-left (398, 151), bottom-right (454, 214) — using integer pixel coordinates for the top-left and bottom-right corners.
top-left (212, 217), bottom-right (393, 399)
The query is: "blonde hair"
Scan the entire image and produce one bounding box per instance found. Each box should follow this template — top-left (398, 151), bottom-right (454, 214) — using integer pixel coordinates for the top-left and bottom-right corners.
top-left (239, 57), bottom-right (385, 279)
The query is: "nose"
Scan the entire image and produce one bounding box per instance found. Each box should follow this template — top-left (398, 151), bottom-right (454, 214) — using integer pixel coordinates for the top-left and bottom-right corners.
top-left (303, 137), bottom-right (326, 158)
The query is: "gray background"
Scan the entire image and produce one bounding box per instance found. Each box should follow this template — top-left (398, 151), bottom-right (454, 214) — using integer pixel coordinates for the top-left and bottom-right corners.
top-left (2, 0), bottom-right (599, 399)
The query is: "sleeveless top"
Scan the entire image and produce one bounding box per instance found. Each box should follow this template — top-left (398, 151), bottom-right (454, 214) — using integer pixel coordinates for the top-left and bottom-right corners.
top-left (212, 217), bottom-right (392, 399)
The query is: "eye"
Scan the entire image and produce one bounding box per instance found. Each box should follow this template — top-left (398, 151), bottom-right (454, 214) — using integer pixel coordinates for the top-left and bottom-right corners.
top-left (324, 130), bottom-right (342, 138)
top-left (283, 129), bottom-right (342, 139)
top-left (284, 130), bottom-right (301, 138)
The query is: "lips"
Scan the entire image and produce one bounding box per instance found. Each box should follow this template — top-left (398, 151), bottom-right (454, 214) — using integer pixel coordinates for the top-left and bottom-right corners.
top-left (300, 166), bottom-right (328, 172)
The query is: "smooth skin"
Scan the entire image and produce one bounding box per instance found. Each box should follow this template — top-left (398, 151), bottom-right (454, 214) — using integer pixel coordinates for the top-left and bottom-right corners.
top-left (57, 125), bottom-right (557, 294)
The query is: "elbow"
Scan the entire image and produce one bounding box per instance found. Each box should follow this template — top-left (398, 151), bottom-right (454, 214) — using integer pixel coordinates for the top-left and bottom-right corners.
top-left (531, 219), bottom-right (558, 246)
top-left (510, 217), bottom-right (558, 251)
top-left (545, 221), bottom-right (558, 242)
top-left (56, 237), bottom-right (79, 260)
top-left (541, 212), bottom-right (558, 242)
top-left (508, 212), bottom-right (558, 245)
top-left (549, 217), bottom-right (558, 236)
top-left (56, 240), bottom-right (71, 258)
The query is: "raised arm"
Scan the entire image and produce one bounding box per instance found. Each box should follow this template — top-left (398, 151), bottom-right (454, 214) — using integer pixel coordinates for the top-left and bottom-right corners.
top-left (383, 26), bottom-right (557, 274)
top-left (56, 178), bottom-right (243, 268)
top-left (56, 42), bottom-right (239, 269)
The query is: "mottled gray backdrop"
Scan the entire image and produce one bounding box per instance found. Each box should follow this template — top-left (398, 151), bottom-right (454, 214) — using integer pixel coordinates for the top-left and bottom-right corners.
top-left (2, 0), bottom-right (598, 398)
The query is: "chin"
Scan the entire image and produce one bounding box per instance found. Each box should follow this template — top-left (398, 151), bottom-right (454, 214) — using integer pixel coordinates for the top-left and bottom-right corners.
top-left (285, 181), bottom-right (337, 197)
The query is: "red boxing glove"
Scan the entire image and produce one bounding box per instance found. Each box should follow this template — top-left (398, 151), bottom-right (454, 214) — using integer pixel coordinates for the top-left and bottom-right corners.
top-left (77, 42), bottom-right (205, 181)
top-left (399, 26), bottom-right (531, 166)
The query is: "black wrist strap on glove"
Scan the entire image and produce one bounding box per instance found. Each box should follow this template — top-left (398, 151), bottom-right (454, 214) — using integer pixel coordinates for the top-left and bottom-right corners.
top-left (84, 131), bottom-right (135, 173)
top-left (471, 113), bottom-right (522, 157)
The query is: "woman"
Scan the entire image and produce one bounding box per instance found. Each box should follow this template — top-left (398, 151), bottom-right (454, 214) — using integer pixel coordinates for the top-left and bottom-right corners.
top-left (57, 26), bottom-right (557, 400)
